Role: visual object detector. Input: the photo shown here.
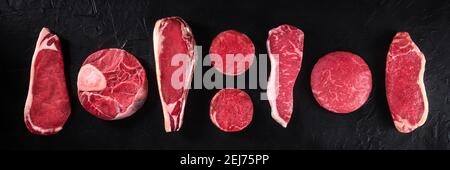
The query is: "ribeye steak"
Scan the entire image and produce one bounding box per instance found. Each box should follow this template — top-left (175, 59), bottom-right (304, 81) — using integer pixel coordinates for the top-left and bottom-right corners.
top-left (267, 24), bottom-right (304, 127)
top-left (153, 17), bottom-right (196, 132)
top-left (24, 27), bottom-right (71, 135)
top-left (386, 32), bottom-right (428, 133)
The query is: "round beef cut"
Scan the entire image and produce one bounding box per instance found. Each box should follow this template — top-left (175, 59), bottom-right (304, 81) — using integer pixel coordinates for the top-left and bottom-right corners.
top-left (386, 32), bottom-right (428, 133)
top-left (24, 27), bottom-right (71, 135)
top-left (209, 30), bottom-right (255, 76)
top-left (209, 89), bottom-right (253, 132)
top-left (311, 51), bottom-right (372, 114)
top-left (77, 48), bottom-right (148, 120)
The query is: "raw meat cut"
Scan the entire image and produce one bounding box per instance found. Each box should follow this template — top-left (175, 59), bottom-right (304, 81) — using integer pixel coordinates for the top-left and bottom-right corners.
top-left (209, 30), bottom-right (255, 76)
top-left (153, 17), bottom-right (196, 132)
top-left (24, 27), bottom-right (70, 135)
top-left (77, 48), bottom-right (147, 120)
top-left (386, 32), bottom-right (428, 133)
top-left (311, 51), bottom-right (372, 114)
top-left (209, 89), bottom-right (253, 132)
top-left (266, 24), bottom-right (304, 127)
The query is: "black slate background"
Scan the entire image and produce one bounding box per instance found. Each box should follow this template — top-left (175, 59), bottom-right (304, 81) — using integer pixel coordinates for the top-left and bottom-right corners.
top-left (0, 0), bottom-right (449, 150)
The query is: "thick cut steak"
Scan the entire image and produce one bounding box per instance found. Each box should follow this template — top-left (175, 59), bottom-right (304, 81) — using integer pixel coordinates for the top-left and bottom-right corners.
top-left (77, 48), bottom-right (147, 120)
top-left (209, 30), bottom-right (255, 76)
top-left (311, 51), bottom-right (372, 114)
top-left (24, 27), bottom-right (70, 135)
top-left (209, 89), bottom-right (253, 132)
top-left (386, 32), bottom-right (428, 133)
top-left (153, 17), bottom-right (196, 132)
top-left (266, 24), bottom-right (304, 127)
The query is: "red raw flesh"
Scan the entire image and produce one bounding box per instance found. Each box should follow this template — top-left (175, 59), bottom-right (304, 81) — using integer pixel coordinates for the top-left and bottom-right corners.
top-left (266, 24), bottom-right (304, 127)
top-left (209, 89), bottom-right (253, 132)
top-left (77, 48), bottom-right (147, 120)
top-left (153, 17), bottom-right (196, 132)
top-left (311, 51), bottom-right (372, 114)
top-left (24, 27), bottom-right (71, 135)
top-left (209, 30), bottom-right (255, 76)
top-left (386, 32), bottom-right (428, 133)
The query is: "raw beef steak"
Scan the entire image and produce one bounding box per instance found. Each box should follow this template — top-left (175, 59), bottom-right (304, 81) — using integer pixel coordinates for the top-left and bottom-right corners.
top-left (77, 48), bottom-right (147, 120)
top-left (209, 30), bottom-right (255, 76)
top-left (311, 51), bottom-right (372, 114)
top-left (24, 27), bottom-right (71, 135)
top-left (386, 32), bottom-right (428, 133)
top-left (153, 17), bottom-right (196, 132)
top-left (266, 24), bottom-right (304, 127)
top-left (209, 89), bottom-right (253, 132)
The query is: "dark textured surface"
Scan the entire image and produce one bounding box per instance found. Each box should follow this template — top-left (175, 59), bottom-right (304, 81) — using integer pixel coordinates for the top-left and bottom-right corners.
top-left (0, 0), bottom-right (449, 150)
